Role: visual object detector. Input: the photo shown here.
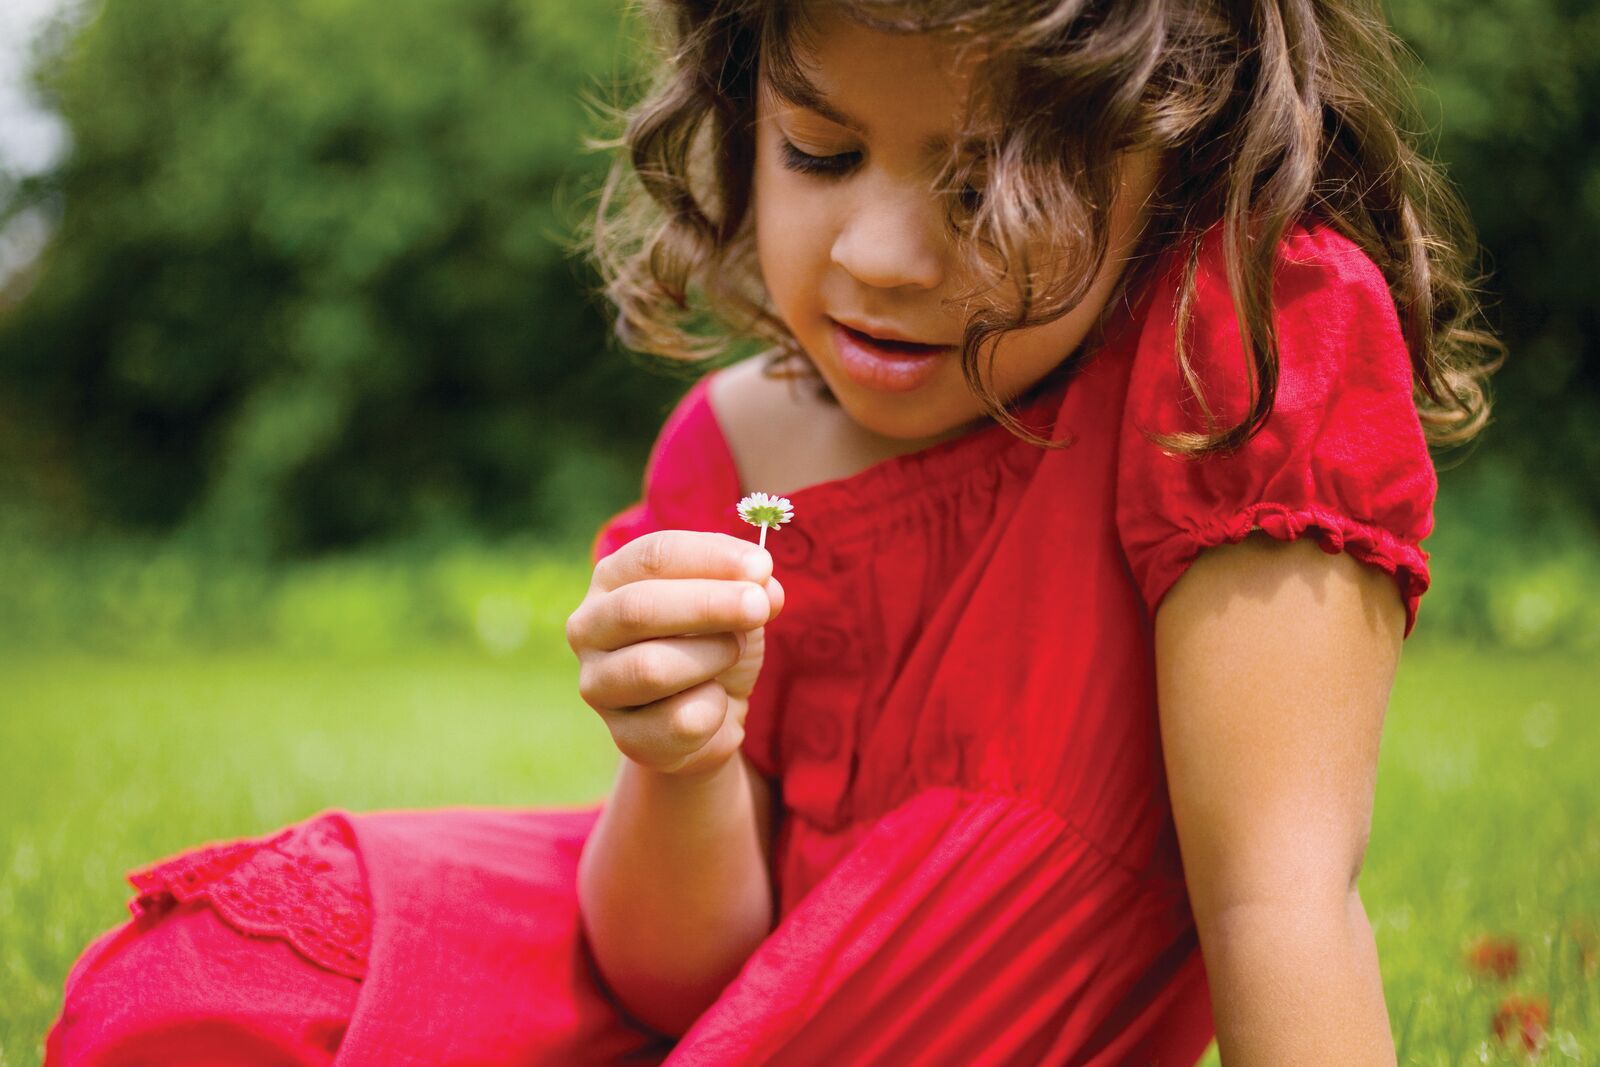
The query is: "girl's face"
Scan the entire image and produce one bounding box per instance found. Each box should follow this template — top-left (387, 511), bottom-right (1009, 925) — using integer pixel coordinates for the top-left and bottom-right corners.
top-left (753, 11), bottom-right (1159, 447)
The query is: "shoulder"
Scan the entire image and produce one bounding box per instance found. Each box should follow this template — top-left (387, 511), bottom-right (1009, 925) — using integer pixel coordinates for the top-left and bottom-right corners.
top-left (1268, 220), bottom-right (1404, 350)
top-left (1188, 217), bottom-right (1402, 344)
top-left (1181, 215), bottom-right (1393, 290)
top-left (1128, 216), bottom-right (1412, 434)
top-left (707, 358), bottom-right (871, 498)
top-left (594, 358), bottom-right (831, 559)
top-left (707, 357), bottom-right (820, 459)
top-left (708, 359), bottom-right (809, 497)
top-left (1151, 216), bottom-right (1399, 334)
top-left (1114, 216), bottom-right (1435, 635)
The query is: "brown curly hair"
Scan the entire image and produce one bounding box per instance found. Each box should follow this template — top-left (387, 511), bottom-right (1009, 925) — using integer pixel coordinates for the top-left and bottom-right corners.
top-left (575, 0), bottom-right (1503, 455)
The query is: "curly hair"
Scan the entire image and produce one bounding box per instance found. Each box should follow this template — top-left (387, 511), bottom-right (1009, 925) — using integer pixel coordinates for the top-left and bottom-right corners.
top-left (575, 0), bottom-right (1503, 455)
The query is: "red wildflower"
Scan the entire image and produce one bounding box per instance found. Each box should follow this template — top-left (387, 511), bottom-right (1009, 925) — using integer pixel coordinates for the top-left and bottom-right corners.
top-left (1491, 995), bottom-right (1550, 1053)
top-left (1464, 934), bottom-right (1521, 980)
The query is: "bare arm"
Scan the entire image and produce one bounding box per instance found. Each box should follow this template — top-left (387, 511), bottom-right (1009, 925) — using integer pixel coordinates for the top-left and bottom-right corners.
top-left (577, 751), bottom-right (776, 1037)
top-left (566, 530), bottom-right (784, 1036)
top-left (1155, 534), bottom-right (1405, 1065)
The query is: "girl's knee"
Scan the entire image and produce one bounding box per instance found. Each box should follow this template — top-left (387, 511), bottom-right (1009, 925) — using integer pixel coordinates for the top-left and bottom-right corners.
top-left (47, 900), bottom-right (359, 1066)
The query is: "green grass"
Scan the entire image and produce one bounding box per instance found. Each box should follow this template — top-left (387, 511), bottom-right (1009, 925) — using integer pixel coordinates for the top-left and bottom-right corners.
top-left (2, 642), bottom-right (1596, 1066)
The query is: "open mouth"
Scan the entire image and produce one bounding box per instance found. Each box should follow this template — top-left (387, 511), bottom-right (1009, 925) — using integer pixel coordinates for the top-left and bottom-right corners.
top-left (837, 323), bottom-right (950, 356)
top-left (829, 319), bottom-right (951, 392)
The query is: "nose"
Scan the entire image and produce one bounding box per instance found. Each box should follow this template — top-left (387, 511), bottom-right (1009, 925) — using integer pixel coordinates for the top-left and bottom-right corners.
top-left (829, 182), bottom-right (946, 291)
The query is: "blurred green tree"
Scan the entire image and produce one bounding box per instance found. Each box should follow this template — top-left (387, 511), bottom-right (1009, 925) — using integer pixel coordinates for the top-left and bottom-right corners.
top-left (0, 0), bottom-right (1595, 558)
top-left (1385, 0), bottom-right (1600, 519)
top-left (0, 0), bottom-right (680, 556)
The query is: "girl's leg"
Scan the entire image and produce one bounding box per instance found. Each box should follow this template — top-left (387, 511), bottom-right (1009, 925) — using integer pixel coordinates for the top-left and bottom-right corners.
top-left (46, 807), bottom-right (670, 1066)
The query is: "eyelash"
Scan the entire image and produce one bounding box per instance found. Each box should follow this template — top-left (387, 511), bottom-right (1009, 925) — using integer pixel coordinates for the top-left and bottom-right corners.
top-left (778, 139), bottom-right (987, 215)
top-left (778, 139), bottom-right (859, 177)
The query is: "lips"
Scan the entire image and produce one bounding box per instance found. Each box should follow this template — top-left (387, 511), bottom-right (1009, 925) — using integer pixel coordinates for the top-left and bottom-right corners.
top-left (829, 319), bottom-right (952, 392)
top-left (835, 320), bottom-right (951, 351)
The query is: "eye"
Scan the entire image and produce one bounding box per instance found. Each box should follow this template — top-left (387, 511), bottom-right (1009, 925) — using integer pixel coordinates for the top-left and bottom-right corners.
top-left (958, 159), bottom-right (990, 211)
top-left (779, 140), bottom-right (860, 178)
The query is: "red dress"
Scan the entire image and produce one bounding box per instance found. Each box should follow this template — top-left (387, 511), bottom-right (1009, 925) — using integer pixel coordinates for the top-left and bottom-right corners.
top-left (46, 217), bottom-right (1435, 1066)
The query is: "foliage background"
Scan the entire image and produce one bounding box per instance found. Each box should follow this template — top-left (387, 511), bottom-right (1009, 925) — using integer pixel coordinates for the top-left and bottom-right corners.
top-left (0, 0), bottom-right (1595, 600)
top-left (0, 0), bottom-right (683, 559)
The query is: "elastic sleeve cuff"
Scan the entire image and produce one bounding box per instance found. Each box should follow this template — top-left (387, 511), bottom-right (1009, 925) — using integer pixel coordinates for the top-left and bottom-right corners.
top-left (1139, 502), bottom-right (1431, 638)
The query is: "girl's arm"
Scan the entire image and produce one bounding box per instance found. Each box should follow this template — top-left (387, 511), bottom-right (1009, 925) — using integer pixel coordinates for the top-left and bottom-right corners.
top-left (567, 530), bottom-right (783, 1037)
top-left (578, 750), bottom-right (776, 1037)
top-left (1153, 534), bottom-right (1405, 1066)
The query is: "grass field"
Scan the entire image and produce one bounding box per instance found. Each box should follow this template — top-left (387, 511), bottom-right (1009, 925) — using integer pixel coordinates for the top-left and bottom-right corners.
top-left (1, 641), bottom-right (1596, 1065)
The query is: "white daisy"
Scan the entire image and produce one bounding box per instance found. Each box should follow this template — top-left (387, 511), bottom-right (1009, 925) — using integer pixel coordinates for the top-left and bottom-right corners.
top-left (736, 491), bottom-right (794, 549)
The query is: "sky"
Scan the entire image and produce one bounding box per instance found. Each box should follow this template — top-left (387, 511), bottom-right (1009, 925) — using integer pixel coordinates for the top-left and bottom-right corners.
top-left (0, 0), bottom-right (71, 178)
top-left (0, 0), bottom-right (75, 286)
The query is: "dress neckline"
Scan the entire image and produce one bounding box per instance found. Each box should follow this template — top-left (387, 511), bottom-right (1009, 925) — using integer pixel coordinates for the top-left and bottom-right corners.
top-left (693, 278), bottom-right (1151, 527)
top-left (692, 371), bottom-right (1055, 529)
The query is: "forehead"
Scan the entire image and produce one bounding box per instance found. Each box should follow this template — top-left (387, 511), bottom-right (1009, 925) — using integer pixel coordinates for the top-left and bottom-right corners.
top-left (759, 8), bottom-right (994, 142)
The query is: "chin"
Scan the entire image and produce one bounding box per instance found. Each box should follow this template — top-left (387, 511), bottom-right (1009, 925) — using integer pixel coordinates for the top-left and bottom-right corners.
top-left (836, 389), bottom-right (980, 445)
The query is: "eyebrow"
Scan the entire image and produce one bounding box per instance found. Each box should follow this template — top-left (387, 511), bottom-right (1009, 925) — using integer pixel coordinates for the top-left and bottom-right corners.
top-left (765, 68), bottom-right (957, 158)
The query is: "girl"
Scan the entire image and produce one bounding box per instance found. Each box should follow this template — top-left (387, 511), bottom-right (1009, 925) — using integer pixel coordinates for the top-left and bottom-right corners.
top-left (46, 0), bottom-right (1501, 1064)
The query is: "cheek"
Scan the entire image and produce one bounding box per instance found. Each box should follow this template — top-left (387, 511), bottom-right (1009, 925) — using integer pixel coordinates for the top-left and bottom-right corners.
top-left (754, 149), bottom-right (827, 302)
top-left (982, 306), bottom-right (1098, 394)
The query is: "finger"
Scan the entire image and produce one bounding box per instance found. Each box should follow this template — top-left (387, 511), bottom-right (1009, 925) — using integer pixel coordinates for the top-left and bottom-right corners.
top-left (594, 530), bottom-right (772, 593)
top-left (577, 578), bottom-right (773, 651)
top-left (598, 679), bottom-right (735, 774)
top-left (579, 633), bottom-right (743, 711)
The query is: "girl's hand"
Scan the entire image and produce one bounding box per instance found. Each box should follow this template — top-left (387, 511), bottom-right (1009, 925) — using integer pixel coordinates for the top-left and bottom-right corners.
top-left (566, 530), bottom-right (784, 778)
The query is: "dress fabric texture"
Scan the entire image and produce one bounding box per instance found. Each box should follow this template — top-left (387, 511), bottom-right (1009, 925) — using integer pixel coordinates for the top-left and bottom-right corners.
top-left (46, 218), bottom-right (1436, 1066)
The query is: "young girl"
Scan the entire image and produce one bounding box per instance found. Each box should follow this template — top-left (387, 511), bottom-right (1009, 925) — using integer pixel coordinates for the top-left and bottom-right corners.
top-left (46, 1), bottom-right (1501, 1064)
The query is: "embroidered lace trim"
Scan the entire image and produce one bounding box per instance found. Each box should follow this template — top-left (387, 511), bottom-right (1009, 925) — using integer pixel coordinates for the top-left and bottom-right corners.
top-left (128, 815), bottom-right (372, 980)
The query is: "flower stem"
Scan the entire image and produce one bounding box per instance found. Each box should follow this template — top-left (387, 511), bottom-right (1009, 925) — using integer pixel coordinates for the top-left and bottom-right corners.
top-left (759, 525), bottom-right (769, 549)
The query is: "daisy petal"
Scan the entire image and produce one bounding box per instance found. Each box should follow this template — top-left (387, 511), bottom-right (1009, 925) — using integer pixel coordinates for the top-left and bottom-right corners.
top-left (737, 491), bottom-right (795, 529)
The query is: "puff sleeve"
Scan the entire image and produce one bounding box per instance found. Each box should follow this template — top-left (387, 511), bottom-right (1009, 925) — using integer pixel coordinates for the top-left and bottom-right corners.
top-left (589, 374), bottom-right (741, 564)
top-left (1115, 221), bottom-right (1437, 637)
